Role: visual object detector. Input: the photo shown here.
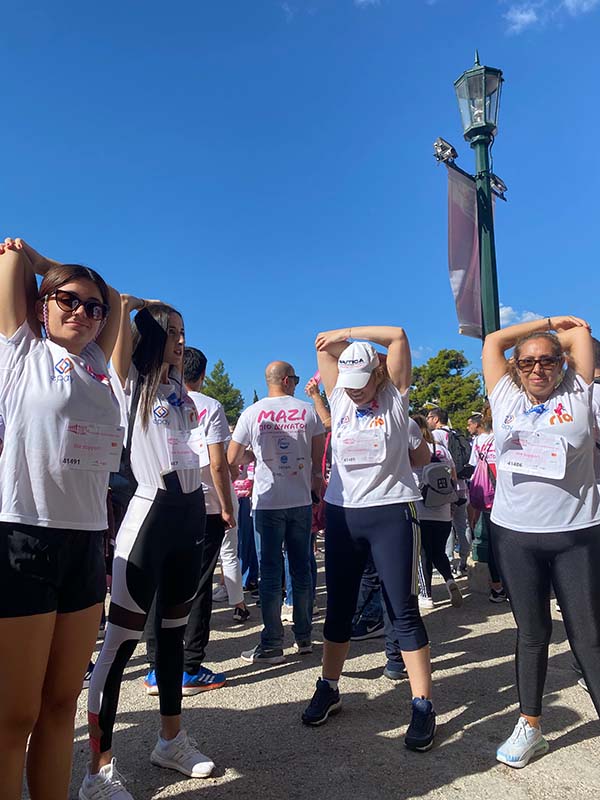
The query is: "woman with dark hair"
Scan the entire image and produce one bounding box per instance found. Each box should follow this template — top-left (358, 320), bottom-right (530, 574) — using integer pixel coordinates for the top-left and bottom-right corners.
top-left (411, 414), bottom-right (462, 608)
top-left (483, 315), bottom-right (600, 768)
top-left (302, 327), bottom-right (435, 752)
top-left (0, 238), bottom-right (122, 800)
top-left (81, 296), bottom-right (213, 799)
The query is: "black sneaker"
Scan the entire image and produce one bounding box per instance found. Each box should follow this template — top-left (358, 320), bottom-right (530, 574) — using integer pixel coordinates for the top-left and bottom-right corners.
top-left (405, 697), bottom-right (436, 752)
top-left (233, 606), bottom-right (251, 622)
top-left (489, 588), bottom-right (508, 603)
top-left (302, 679), bottom-right (342, 726)
top-left (383, 659), bottom-right (407, 680)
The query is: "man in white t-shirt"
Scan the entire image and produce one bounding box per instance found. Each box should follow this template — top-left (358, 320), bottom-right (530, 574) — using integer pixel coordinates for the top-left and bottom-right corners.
top-left (144, 347), bottom-right (237, 696)
top-left (228, 361), bottom-right (325, 664)
top-left (427, 407), bottom-right (472, 575)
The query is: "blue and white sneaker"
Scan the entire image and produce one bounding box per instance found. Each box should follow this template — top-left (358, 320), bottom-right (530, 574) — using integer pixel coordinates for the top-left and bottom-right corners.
top-left (302, 678), bottom-right (342, 726)
top-left (144, 669), bottom-right (159, 696)
top-left (496, 717), bottom-right (549, 768)
top-left (182, 667), bottom-right (226, 695)
top-left (350, 618), bottom-right (385, 641)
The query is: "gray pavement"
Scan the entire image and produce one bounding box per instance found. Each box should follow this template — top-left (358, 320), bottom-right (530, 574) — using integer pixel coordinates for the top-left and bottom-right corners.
top-left (68, 559), bottom-right (600, 800)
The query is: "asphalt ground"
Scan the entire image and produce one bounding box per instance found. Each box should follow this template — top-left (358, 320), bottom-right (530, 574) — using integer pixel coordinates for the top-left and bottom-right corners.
top-left (62, 557), bottom-right (599, 800)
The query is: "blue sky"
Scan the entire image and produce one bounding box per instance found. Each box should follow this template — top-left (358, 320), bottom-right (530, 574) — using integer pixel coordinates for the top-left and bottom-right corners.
top-left (3, 1), bottom-right (599, 403)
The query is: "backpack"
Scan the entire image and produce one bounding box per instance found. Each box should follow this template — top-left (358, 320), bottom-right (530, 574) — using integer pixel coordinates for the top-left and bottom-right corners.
top-left (420, 445), bottom-right (459, 508)
top-left (468, 439), bottom-right (496, 511)
top-left (445, 428), bottom-right (474, 479)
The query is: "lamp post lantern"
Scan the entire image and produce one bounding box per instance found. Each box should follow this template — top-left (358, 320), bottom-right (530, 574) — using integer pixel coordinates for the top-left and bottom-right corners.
top-left (454, 51), bottom-right (503, 339)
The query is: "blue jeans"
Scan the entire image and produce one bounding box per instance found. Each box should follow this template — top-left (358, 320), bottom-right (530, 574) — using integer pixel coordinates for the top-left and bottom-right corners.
top-left (445, 501), bottom-right (472, 565)
top-left (237, 497), bottom-right (259, 587)
top-left (254, 506), bottom-right (313, 650)
top-left (284, 541), bottom-right (317, 606)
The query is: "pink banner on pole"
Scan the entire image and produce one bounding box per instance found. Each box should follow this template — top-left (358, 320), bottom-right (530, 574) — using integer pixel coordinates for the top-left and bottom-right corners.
top-left (448, 167), bottom-right (482, 339)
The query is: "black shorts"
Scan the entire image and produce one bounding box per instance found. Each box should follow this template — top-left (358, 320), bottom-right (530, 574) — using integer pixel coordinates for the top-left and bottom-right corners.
top-left (0, 522), bottom-right (106, 618)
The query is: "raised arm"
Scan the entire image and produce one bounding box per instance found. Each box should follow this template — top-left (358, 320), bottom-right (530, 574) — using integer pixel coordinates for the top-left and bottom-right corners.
top-left (316, 325), bottom-right (411, 394)
top-left (112, 295), bottom-right (144, 386)
top-left (305, 378), bottom-right (331, 431)
top-left (482, 315), bottom-right (592, 394)
top-left (0, 238), bottom-right (52, 338)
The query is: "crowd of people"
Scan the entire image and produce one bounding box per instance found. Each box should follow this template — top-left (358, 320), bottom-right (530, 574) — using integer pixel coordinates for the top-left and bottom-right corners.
top-left (1, 238), bottom-right (599, 799)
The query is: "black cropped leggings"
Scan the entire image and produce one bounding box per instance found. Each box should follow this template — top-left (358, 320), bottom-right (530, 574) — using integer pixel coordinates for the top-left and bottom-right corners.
top-left (491, 522), bottom-right (600, 718)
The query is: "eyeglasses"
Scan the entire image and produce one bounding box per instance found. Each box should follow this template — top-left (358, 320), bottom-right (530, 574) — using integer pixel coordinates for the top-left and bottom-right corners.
top-left (51, 290), bottom-right (110, 321)
top-left (285, 375), bottom-right (300, 386)
top-left (515, 356), bottom-right (560, 373)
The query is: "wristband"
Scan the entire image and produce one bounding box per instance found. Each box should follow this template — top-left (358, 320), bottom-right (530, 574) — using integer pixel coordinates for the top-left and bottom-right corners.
top-left (547, 317), bottom-right (552, 330)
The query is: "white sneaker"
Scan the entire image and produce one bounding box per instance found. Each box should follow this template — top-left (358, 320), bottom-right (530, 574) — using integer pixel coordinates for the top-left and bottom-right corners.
top-left (446, 580), bottom-right (463, 607)
top-left (281, 603), bottom-right (294, 622)
top-left (496, 717), bottom-right (549, 768)
top-left (79, 759), bottom-right (134, 800)
top-left (150, 729), bottom-right (215, 778)
top-left (418, 595), bottom-right (434, 609)
top-left (212, 585), bottom-right (228, 603)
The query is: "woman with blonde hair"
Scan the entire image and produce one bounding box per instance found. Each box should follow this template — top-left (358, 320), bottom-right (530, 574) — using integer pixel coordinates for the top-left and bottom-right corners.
top-left (301, 326), bottom-right (435, 752)
top-left (483, 315), bottom-right (600, 768)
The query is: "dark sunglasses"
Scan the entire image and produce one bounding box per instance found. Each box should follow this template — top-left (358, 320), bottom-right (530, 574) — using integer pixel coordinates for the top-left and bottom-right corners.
top-left (286, 375), bottom-right (300, 386)
top-left (51, 290), bottom-right (110, 321)
top-left (515, 355), bottom-right (560, 373)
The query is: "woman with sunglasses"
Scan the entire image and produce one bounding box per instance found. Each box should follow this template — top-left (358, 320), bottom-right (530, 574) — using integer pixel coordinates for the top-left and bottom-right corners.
top-left (81, 296), bottom-right (214, 800)
top-left (483, 314), bottom-right (600, 768)
top-left (0, 238), bottom-right (121, 800)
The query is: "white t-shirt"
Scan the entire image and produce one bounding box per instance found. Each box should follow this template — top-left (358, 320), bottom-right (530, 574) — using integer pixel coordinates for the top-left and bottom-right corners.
top-left (114, 365), bottom-right (202, 497)
top-left (490, 371), bottom-right (600, 533)
top-left (592, 381), bottom-right (600, 483)
top-left (0, 322), bottom-right (121, 530)
top-left (431, 427), bottom-right (468, 495)
top-left (469, 432), bottom-right (496, 467)
top-left (188, 390), bottom-right (231, 515)
top-left (325, 383), bottom-right (421, 509)
top-left (232, 395), bottom-right (325, 511)
top-left (413, 442), bottom-right (455, 522)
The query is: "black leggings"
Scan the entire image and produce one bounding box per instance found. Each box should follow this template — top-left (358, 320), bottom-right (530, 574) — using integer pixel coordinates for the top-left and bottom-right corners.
top-left (419, 519), bottom-right (453, 596)
top-left (324, 502), bottom-right (428, 652)
top-left (88, 486), bottom-right (205, 753)
top-left (492, 522), bottom-right (600, 718)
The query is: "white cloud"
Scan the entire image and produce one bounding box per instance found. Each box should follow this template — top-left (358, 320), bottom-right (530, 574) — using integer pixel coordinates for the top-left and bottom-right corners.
top-left (563, 0), bottom-right (600, 13)
top-left (504, 5), bottom-right (540, 33)
top-left (354, 0), bottom-right (381, 7)
top-left (411, 345), bottom-right (433, 362)
top-left (500, 304), bottom-right (544, 327)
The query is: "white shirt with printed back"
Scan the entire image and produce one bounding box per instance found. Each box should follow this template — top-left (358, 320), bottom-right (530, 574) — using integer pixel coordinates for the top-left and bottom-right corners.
top-left (114, 365), bottom-right (202, 497)
top-left (431, 427), bottom-right (468, 495)
top-left (413, 442), bottom-right (455, 522)
top-left (188, 390), bottom-right (231, 515)
top-left (0, 322), bottom-right (121, 530)
top-left (490, 371), bottom-right (600, 533)
top-left (592, 381), bottom-right (600, 483)
top-left (325, 382), bottom-right (421, 509)
top-left (232, 395), bottom-right (325, 511)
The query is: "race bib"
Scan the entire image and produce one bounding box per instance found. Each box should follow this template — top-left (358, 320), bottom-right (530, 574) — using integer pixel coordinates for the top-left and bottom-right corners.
top-left (61, 421), bottom-right (124, 472)
top-left (499, 430), bottom-right (567, 480)
top-left (336, 428), bottom-right (386, 466)
top-left (185, 426), bottom-right (210, 468)
top-left (167, 429), bottom-right (202, 470)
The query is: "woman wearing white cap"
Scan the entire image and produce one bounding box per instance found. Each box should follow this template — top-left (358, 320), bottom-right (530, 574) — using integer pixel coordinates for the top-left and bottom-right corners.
top-left (302, 326), bottom-right (435, 752)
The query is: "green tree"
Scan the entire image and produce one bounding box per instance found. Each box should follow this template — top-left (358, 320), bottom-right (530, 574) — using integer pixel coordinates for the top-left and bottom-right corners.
top-left (203, 360), bottom-right (244, 425)
top-left (410, 349), bottom-right (484, 433)
top-left (252, 389), bottom-right (259, 403)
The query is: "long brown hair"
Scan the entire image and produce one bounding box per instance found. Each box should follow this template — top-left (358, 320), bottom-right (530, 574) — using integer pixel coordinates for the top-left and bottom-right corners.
top-left (131, 304), bottom-right (183, 430)
top-left (38, 264), bottom-right (110, 305)
top-left (412, 413), bottom-right (434, 445)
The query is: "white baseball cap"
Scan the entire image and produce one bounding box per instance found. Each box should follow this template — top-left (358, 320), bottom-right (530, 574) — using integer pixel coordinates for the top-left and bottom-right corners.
top-left (335, 342), bottom-right (380, 390)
